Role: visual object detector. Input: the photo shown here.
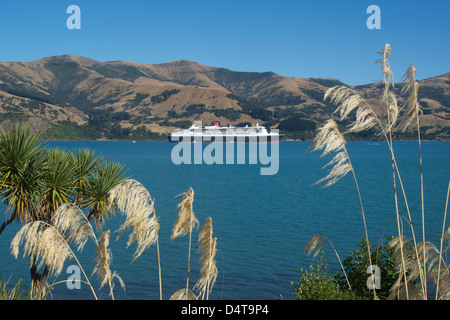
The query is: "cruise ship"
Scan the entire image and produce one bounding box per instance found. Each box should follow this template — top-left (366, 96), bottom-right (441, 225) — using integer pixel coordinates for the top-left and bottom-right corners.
top-left (168, 121), bottom-right (281, 143)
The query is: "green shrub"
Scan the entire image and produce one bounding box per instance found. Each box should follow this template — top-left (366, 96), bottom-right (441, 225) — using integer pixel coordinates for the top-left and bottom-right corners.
top-left (334, 238), bottom-right (398, 300)
top-left (291, 253), bottom-right (354, 300)
top-left (212, 108), bottom-right (241, 121)
top-left (151, 89), bottom-right (180, 103)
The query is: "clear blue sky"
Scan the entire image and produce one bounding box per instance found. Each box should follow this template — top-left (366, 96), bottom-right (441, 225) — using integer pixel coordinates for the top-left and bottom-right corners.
top-left (0, 0), bottom-right (448, 85)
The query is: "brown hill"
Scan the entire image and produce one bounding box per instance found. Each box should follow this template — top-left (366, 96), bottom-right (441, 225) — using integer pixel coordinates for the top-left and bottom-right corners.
top-left (0, 55), bottom-right (448, 140)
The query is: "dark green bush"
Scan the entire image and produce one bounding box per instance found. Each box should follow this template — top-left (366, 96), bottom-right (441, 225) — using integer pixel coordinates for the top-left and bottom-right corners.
top-left (277, 117), bottom-right (316, 132)
top-left (291, 253), bottom-right (354, 300)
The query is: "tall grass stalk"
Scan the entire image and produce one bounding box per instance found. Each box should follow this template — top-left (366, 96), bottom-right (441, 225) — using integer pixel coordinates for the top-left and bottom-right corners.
top-left (436, 180), bottom-right (450, 299)
top-left (379, 44), bottom-right (411, 298)
top-left (401, 63), bottom-right (427, 297)
top-left (171, 187), bottom-right (198, 299)
top-left (92, 230), bottom-right (125, 299)
top-left (194, 217), bottom-right (218, 300)
top-left (314, 44), bottom-right (448, 299)
top-left (307, 119), bottom-right (376, 298)
top-left (304, 234), bottom-right (353, 295)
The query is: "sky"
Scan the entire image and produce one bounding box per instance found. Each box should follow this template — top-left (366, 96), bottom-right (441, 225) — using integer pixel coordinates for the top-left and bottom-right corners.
top-left (0, 0), bottom-right (449, 85)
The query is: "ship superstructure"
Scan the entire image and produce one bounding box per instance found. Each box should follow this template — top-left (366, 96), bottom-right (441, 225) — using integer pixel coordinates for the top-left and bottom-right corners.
top-left (168, 121), bottom-right (280, 142)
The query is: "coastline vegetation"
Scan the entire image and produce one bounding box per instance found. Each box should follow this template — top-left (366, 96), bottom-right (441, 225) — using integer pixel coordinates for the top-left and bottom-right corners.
top-left (0, 126), bottom-right (218, 300)
top-left (46, 108), bottom-right (166, 141)
top-left (299, 44), bottom-right (450, 300)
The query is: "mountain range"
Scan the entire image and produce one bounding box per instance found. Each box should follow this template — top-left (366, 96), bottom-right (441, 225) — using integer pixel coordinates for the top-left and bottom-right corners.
top-left (0, 55), bottom-right (448, 140)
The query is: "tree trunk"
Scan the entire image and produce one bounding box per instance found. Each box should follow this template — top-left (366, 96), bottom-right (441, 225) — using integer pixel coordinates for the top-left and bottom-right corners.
top-left (30, 262), bottom-right (50, 299)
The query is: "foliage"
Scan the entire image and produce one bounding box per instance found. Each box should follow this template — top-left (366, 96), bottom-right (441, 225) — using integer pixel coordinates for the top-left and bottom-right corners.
top-left (212, 108), bottom-right (241, 121)
top-left (169, 104), bottom-right (241, 122)
top-left (88, 108), bottom-right (133, 128)
top-left (45, 109), bottom-right (166, 140)
top-left (0, 124), bottom-right (129, 298)
top-left (106, 123), bottom-right (131, 139)
top-left (125, 93), bottom-right (150, 108)
top-left (226, 93), bottom-right (273, 121)
top-left (0, 125), bottom-right (220, 300)
top-left (277, 117), bottom-right (316, 132)
top-left (183, 104), bottom-right (207, 116)
top-left (305, 44), bottom-right (450, 300)
top-left (159, 119), bottom-right (192, 129)
top-left (129, 126), bottom-right (165, 140)
top-left (151, 89), bottom-right (180, 104)
top-left (1, 275), bottom-right (24, 300)
top-left (282, 131), bottom-right (316, 141)
top-left (418, 86), bottom-right (450, 108)
top-left (0, 275), bottom-right (50, 300)
top-left (334, 238), bottom-right (397, 300)
top-left (291, 252), bottom-right (354, 300)
top-left (46, 122), bottom-right (102, 140)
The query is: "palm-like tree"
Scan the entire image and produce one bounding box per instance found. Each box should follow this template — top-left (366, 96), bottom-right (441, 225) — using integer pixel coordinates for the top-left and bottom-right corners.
top-left (85, 159), bottom-right (128, 228)
top-left (70, 148), bottom-right (100, 206)
top-left (0, 124), bottom-right (44, 227)
top-left (42, 148), bottom-right (77, 218)
top-left (0, 124), bottom-right (128, 298)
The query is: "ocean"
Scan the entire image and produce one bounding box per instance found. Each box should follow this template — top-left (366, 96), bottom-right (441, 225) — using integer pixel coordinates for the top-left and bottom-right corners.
top-left (0, 140), bottom-right (448, 300)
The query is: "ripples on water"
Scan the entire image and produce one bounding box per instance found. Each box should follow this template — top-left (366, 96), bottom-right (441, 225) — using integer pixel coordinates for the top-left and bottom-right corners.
top-left (0, 141), bottom-right (448, 300)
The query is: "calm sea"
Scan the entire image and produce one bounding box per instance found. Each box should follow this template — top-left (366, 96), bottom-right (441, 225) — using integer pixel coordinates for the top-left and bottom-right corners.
top-left (0, 141), bottom-right (448, 300)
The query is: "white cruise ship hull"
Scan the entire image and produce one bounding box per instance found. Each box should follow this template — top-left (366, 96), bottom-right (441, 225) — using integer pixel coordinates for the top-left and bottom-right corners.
top-left (168, 122), bottom-right (281, 143)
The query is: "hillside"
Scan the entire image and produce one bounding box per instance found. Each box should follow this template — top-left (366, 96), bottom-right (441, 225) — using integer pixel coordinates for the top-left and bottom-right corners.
top-left (0, 55), bottom-right (448, 140)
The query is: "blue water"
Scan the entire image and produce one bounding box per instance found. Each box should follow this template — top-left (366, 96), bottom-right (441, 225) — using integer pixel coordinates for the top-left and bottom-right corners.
top-left (0, 141), bottom-right (448, 300)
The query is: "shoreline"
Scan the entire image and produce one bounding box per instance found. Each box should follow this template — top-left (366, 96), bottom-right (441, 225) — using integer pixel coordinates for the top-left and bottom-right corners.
top-left (43, 138), bottom-right (450, 142)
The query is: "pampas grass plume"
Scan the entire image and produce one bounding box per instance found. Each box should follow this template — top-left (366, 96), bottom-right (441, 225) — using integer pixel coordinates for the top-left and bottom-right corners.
top-left (308, 119), bottom-right (352, 187)
top-left (171, 187), bottom-right (198, 240)
top-left (11, 221), bottom-right (72, 278)
top-left (169, 288), bottom-right (197, 300)
top-left (92, 230), bottom-right (125, 298)
top-left (109, 179), bottom-right (160, 261)
top-left (194, 217), bottom-right (218, 300)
